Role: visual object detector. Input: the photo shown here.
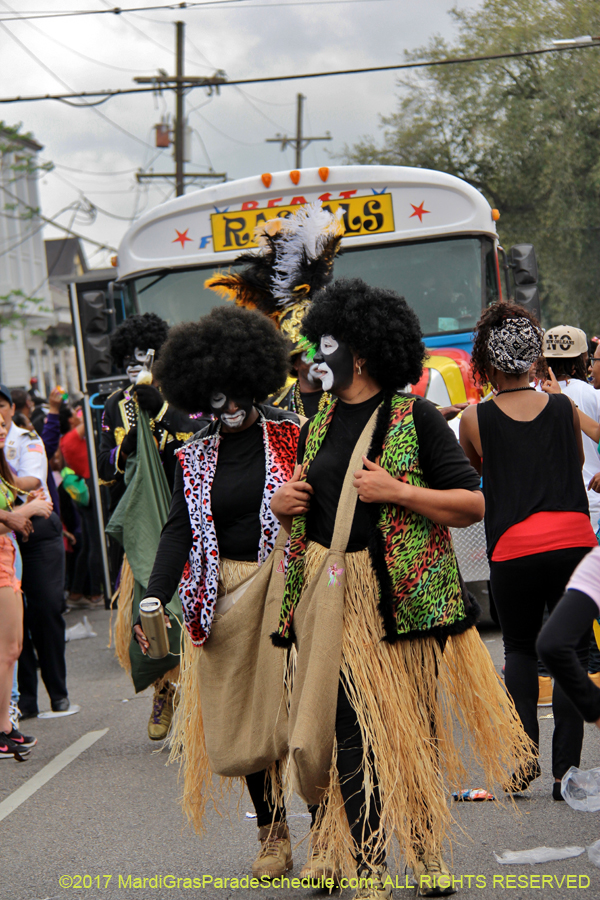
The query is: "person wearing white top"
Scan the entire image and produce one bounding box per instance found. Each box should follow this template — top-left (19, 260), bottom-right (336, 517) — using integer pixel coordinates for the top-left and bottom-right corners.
top-left (542, 325), bottom-right (600, 532)
top-left (0, 387), bottom-right (70, 718)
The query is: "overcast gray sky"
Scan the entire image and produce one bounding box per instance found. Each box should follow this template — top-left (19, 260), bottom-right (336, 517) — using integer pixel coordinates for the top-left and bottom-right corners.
top-left (0, 0), bottom-right (481, 267)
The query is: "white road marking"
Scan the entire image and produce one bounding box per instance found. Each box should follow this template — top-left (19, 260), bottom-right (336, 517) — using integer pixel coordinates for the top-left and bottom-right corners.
top-left (0, 729), bottom-right (108, 823)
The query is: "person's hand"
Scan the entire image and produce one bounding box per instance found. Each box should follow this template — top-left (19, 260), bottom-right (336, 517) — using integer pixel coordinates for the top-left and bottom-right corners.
top-left (63, 529), bottom-right (77, 546)
top-left (439, 403), bottom-right (469, 421)
top-left (120, 426), bottom-right (138, 458)
top-left (133, 613), bottom-right (170, 655)
top-left (353, 456), bottom-right (407, 504)
top-left (588, 473), bottom-right (600, 493)
top-left (541, 367), bottom-right (561, 394)
top-left (271, 465), bottom-right (313, 517)
top-left (24, 497), bottom-right (52, 519)
top-left (134, 384), bottom-right (163, 417)
top-left (48, 386), bottom-right (64, 415)
top-left (2, 510), bottom-right (33, 539)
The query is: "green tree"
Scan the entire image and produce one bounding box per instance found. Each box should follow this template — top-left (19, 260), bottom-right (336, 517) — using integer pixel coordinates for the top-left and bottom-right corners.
top-left (343, 0), bottom-right (600, 331)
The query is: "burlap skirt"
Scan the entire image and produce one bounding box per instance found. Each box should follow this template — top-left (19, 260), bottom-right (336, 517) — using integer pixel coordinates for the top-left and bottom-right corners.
top-left (300, 541), bottom-right (534, 875)
top-left (168, 558), bottom-right (261, 833)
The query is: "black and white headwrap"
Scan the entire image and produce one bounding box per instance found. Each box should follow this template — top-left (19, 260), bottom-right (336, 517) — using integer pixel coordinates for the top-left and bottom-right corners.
top-left (487, 317), bottom-right (543, 374)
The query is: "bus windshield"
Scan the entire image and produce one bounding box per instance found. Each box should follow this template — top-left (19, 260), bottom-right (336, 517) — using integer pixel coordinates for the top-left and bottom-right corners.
top-left (129, 235), bottom-right (497, 337)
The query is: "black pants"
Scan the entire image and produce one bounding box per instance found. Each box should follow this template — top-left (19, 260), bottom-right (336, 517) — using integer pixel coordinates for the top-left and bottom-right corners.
top-left (306, 682), bottom-right (384, 868)
top-left (247, 683), bottom-right (384, 861)
top-left (490, 547), bottom-right (592, 779)
top-left (18, 513), bottom-right (67, 714)
top-left (71, 498), bottom-right (103, 597)
top-left (245, 767), bottom-right (286, 829)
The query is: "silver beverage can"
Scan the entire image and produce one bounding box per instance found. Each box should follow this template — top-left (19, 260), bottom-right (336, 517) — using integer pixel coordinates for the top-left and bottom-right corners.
top-left (139, 598), bottom-right (170, 659)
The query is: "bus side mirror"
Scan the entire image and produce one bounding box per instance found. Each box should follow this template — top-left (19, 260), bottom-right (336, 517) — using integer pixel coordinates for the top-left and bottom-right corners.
top-left (508, 244), bottom-right (538, 285)
top-left (514, 284), bottom-right (541, 322)
top-left (508, 244), bottom-right (541, 322)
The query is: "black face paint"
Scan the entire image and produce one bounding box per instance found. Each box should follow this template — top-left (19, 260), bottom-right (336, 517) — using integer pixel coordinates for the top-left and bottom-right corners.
top-left (311, 335), bottom-right (354, 395)
top-left (209, 392), bottom-right (254, 430)
top-left (124, 347), bottom-right (149, 384)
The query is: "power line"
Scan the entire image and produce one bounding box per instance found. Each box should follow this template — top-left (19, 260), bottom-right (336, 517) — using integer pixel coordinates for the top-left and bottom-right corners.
top-left (0, 0), bottom-right (157, 73)
top-left (0, 17), bottom-right (154, 147)
top-left (52, 163), bottom-right (141, 177)
top-left (0, 182), bottom-right (118, 252)
top-left (0, 0), bottom-right (404, 21)
top-left (0, 0), bottom-right (258, 23)
top-left (2, 39), bottom-right (599, 105)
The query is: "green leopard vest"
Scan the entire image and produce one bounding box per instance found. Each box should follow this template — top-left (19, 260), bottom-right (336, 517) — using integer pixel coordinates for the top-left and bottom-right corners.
top-left (274, 394), bottom-right (470, 646)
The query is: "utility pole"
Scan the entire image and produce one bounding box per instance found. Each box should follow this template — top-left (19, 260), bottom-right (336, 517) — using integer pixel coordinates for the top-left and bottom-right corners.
top-left (134, 22), bottom-right (227, 193)
top-left (266, 93), bottom-right (331, 167)
top-left (175, 20), bottom-right (185, 196)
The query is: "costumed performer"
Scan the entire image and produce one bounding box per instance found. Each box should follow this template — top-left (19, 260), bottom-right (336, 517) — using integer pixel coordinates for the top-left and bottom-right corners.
top-left (100, 312), bottom-right (197, 742)
top-left (136, 306), bottom-right (301, 879)
top-left (460, 303), bottom-right (596, 802)
top-left (205, 201), bottom-right (342, 416)
top-left (271, 278), bottom-right (534, 899)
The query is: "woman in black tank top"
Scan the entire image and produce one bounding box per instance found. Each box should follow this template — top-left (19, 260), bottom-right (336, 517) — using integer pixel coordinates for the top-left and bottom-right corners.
top-left (460, 302), bottom-right (595, 800)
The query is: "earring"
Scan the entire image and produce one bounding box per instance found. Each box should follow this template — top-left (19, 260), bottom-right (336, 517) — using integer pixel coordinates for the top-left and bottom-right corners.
top-left (357, 364), bottom-right (362, 375)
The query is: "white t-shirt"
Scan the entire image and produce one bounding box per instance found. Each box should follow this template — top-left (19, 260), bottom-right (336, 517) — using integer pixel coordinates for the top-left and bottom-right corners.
top-left (567, 546), bottom-right (600, 613)
top-left (556, 379), bottom-right (600, 532)
top-left (5, 421), bottom-right (51, 503)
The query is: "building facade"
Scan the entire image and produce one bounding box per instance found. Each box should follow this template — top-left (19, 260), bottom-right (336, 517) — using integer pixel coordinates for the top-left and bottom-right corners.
top-left (0, 126), bottom-right (80, 396)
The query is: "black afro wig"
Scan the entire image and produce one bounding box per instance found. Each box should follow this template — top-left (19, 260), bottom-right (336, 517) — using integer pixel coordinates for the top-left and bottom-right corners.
top-left (154, 305), bottom-right (290, 414)
top-left (302, 277), bottom-right (425, 390)
top-left (110, 312), bottom-right (170, 367)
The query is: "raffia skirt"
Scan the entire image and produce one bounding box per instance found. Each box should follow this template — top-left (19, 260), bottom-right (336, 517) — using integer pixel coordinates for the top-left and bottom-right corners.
top-left (300, 541), bottom-right (534, 875)
top-left (169, 558), bottom-right (261, 832)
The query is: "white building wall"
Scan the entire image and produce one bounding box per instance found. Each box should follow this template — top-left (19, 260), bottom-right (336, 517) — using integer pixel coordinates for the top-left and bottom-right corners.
top-left (0, 132), bottom-right (55, 389)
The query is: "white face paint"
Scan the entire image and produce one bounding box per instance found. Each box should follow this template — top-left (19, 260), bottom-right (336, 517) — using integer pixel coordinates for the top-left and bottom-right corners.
top-left (310, 335), bottom-right (339, 392)
top-left (210, 392), bottom-right (226, 409)
top-left (221, 409), bottom-right (247, 429)
top-left (301, 351), bottom-right (319, 387)
top-left (125, 347), bottom-right (149, 383)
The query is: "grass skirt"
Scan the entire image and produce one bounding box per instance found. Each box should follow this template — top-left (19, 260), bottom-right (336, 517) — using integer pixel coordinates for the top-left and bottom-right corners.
top-left (301, 542), bottom-right (534, 875)
top-left (168, 558), bottom-right (261, 833)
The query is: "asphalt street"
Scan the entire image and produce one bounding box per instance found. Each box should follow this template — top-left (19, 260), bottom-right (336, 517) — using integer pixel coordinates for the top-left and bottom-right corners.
top-left (2, 608), bottom-right (600, 900)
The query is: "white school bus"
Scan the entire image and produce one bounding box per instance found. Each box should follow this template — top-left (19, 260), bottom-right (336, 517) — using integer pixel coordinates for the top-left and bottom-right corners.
top-left (114, 164), bottom-right (541, 619)
top-left (116, 164), bottom-right (506, 408)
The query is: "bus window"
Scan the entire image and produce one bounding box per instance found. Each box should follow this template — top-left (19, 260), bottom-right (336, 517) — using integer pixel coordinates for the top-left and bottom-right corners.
top-left (334, 236), bottom-right (485, 337)
top-left (127, 265), bottom-right (243, 325)
top-left (127, 235), bottom-right (491, 338)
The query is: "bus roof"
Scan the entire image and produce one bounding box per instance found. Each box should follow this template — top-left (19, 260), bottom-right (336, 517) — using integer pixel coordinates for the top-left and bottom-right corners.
top-left (116, 164), bottom-right (497, 281)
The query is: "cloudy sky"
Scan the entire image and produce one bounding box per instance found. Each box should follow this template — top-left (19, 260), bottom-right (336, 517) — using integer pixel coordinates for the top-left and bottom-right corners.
top-left (1, 0), bottom-right (480, 268)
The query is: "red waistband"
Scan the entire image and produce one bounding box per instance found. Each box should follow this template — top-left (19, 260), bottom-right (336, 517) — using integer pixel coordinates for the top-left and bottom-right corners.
top-left (491, 511), bottom-right (597, 562)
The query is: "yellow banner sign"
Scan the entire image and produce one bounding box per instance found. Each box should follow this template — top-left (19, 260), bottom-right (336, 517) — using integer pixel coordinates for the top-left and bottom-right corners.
top-left (210, 194), bottom-right (395, 253)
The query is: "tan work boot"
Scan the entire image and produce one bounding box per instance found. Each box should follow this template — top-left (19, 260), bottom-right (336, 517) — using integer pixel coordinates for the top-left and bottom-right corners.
top-left (538, 675), bottom-right (553, 707)
top-left (147, 683), bottom-right (175, 741)
top-left (412, 852), bottom-right (456, 897)
top-left (299, 838), bottom-right (342, 888)
top-left (251, 821), bottom-right (293, 879)
top-left (354, 864), bottom-right (393, 899)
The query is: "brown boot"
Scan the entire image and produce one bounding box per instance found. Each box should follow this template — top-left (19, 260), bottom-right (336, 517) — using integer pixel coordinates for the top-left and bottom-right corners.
top-left (251, 821), bottom-right (293, 879)
top-left (299, 838), bottom-right (342, 887)
top-left (147, 683), bottom-right (175, 741)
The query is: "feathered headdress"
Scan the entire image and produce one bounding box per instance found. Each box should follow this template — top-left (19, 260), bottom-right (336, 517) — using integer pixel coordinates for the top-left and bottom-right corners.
top-left (205, 201), bottom-right (344, 347)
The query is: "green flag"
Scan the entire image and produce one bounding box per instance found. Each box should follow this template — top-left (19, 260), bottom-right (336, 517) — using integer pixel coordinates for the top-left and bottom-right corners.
top-left (106, 409), bottom-right (182, 692)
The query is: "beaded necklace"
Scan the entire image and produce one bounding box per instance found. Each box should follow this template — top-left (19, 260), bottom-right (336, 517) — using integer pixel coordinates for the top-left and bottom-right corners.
top-left (0, 473), bottom-right (35, 510)
top-left (293, 382), bottom-right (331, 417)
